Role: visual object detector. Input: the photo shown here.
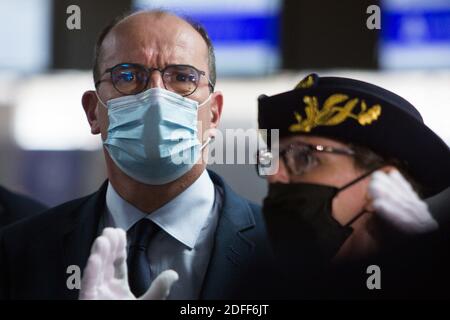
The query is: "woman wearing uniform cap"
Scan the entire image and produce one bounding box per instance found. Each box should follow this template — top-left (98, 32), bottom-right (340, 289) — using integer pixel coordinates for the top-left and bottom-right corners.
top-left (256, 74), bottom-right (450, 298)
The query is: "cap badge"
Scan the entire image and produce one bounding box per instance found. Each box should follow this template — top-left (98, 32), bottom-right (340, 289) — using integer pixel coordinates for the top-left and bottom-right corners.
top-left (289, 94), bottom-right (382, 133)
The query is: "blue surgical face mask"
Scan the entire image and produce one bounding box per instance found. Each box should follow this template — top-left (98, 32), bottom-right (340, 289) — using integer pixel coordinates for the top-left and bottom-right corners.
top-left (97, 87), bottom-right (212, 185)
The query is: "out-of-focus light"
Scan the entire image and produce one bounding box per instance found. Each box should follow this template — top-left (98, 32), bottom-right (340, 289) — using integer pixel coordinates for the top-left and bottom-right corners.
top-left (0, 0), bottom-right (51, 72)
top-left (134, 0), bottom-right (282, 76)
top-left (380, 0), bottom-right (450, 69)
top-left (12, 72), bottom-right (102, 151)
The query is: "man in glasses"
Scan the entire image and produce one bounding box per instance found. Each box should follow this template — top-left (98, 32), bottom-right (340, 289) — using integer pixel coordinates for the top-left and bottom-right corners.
top-left (0, 10), bottom-right (270, 299)
top-left (255, 73), bottom-right (450, 298)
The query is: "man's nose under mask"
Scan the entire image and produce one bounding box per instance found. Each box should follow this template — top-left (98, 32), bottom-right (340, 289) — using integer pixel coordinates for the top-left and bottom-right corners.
top-left (97, 87), bottom-right (212, 185)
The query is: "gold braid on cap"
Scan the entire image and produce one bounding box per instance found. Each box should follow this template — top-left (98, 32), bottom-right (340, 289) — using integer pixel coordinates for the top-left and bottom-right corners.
top-left (295, 75), bottom-right (315, 89)
top-left (289, 94), bottom-right (382, 133)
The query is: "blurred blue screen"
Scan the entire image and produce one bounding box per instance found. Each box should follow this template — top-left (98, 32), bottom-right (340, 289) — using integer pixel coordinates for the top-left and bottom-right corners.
top-left (134, 0), bottom-right (281, 76)
top-left (380, 0), bottom-right (450, 69)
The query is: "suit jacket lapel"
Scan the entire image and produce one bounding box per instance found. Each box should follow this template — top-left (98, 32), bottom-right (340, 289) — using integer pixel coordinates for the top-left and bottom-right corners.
top-left (200, 171), bottom-right (257, 299)
top-left (61, 181), bottom-right (108, 299)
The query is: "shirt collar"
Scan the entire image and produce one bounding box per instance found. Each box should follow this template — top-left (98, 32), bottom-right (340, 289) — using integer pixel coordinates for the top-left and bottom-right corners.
top-left (105, 170), bottom-right (215, 249)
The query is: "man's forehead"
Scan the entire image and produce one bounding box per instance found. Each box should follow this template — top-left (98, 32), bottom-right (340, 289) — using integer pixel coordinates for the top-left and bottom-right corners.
top-left (100, 13), bottom-right (207, 67)
top-left (113, 14), bottom-right (182, 42)
top-left (101, 35), bottom-right (186, 66)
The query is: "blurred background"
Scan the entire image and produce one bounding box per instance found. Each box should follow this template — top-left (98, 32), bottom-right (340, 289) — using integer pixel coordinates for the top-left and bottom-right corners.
top-left (0, 0), bottom-right (449, 217)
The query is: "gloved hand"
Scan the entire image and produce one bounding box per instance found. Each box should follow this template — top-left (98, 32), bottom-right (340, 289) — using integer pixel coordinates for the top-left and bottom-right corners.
top-left (79, 227), bottom-right (179, 300)
top-left (368, 170), bottom-right (439, 234)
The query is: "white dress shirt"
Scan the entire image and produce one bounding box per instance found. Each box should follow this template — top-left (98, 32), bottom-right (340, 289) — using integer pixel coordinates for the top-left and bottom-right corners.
top-left (102, 170), bottom-right (221, 299)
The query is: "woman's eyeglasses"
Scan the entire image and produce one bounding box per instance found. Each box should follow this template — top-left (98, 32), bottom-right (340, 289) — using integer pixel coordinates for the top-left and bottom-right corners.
top-left (256, 141), bottom-right (355, 177)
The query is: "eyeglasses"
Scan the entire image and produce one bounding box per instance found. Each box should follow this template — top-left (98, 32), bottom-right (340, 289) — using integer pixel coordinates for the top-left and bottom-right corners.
top-left (95, 63), bottom-right (214, 97)
top-left (256, 141), bottom-right (355, 177)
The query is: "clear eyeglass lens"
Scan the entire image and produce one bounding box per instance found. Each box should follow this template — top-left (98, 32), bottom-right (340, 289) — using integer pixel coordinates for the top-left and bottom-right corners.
top-left (284, 146), bottom-right (317, 176)
top-left (163, 65), bottom-right (199, 96)
top-left (111, 65), bottom-right (147, 94)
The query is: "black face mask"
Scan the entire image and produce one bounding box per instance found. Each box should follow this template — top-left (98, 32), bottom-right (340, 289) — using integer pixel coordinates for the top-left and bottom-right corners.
top-left (262, 170), bottom-right (375, 264)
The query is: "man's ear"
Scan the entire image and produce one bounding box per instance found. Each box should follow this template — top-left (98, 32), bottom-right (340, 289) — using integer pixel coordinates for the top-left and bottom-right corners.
top-left (209, 91), bottom-right (223, 129)
top-left (82, 90), bottom-right (101, 135)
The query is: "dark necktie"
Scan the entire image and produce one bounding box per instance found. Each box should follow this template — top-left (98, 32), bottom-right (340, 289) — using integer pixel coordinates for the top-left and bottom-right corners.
top-left (127, 219), bottom-right (160, 297)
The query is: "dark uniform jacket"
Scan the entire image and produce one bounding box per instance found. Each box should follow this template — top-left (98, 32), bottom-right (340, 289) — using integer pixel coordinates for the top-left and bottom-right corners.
top-left (0, 185), bottom-right (47, 228)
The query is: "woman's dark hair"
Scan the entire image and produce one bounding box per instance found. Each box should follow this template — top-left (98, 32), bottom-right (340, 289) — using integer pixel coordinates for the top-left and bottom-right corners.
top-left (350, 143), bottom-right (424, 197)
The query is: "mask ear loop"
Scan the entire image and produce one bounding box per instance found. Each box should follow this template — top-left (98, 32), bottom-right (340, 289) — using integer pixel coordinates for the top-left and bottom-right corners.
top-left (200, 136), bottom-right (214, 150)
top-left (198, 93), bottom-right (212, 108)
top-left (95, 91), bottom-right (108, 109)
top-left (344, 209), bottom-right (367, 227)
top-left (198, 94), bottom-right (215, 150)
top-left (199, 136), bottom-right (214, 166)
top-left (336, 167), bottom-right (383, 227)
top-left (337, 168), bottom-right (380, 193)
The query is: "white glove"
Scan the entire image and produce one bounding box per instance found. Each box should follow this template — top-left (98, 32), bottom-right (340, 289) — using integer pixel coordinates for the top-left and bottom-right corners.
top-left (368, 170), bottom-right (439, 234)
top-left (79, 227), bottom-right (179, 300)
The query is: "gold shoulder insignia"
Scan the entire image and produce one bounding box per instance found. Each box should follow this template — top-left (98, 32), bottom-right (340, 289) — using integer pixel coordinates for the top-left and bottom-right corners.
top-left (289, 93), bottom-right (382, 133)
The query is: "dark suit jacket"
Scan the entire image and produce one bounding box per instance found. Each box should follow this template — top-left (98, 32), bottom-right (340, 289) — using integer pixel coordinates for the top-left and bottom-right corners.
top-left (0, 171), bottom-right (271, 299)
top-left (0, 186), bottom-right (47, 228)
